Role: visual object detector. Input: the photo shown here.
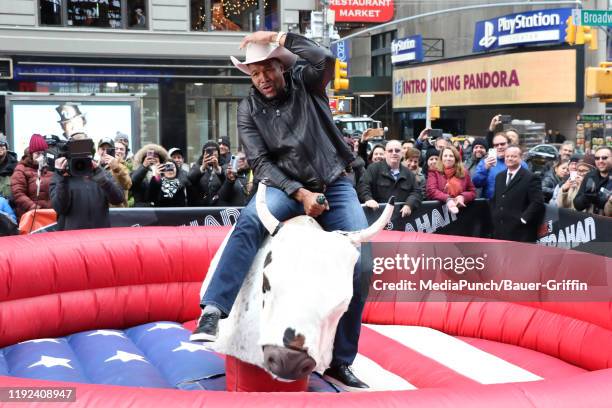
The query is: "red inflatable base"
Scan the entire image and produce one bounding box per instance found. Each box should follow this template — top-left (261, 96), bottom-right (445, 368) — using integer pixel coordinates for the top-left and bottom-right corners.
top-left (225, 356), bottom-right (309, 392)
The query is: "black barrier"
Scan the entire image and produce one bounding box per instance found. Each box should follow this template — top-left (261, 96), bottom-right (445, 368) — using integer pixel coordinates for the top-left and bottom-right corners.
top-left (28, 201), bottom-right (610, 257)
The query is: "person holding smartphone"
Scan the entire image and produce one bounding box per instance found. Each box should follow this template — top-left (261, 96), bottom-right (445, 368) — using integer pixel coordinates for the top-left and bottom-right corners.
top-left (574, 146), bottom-right (612, 215)
top-left (217, 151), bottom-right (256, 206)
top-left (556, 161), bottom-right (594, 209)
top-left (96, 137), bottom-right (131, 207)
top-left (147, 161), bottom-right (186, 207)
top-left (129, 144), bottom-right (170, 207)
top-left (187, 141), bottom-right (225, 206)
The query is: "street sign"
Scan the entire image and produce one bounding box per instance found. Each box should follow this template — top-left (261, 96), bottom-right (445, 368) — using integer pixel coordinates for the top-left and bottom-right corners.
top-left (391, 35), bottom-right (424, 65)
top-left (572, 9), bottom-right (612, 26)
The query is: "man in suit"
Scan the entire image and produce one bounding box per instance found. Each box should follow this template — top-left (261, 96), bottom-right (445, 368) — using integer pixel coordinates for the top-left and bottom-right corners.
top-left (491, 145), bottom-right (544, 242)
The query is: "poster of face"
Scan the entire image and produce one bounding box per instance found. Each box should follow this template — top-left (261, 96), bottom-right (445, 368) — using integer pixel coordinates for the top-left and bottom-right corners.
top-left (7, 99), bottom-right (136, 157)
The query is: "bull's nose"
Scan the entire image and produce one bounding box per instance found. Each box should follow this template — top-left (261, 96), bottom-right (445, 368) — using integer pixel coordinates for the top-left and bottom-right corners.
top-left (262, 345), bottom-right (316, 380)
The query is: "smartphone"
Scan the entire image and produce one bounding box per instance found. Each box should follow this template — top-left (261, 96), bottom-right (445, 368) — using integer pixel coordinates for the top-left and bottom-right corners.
top-left (488, 148), bottom-right (497, 159)
top-left (164, 163), bottom-right (175, 172)
top-left (229, 155), bottom-right (238, 172)
top-left (106, 148), bottom-right (115, 157)
top-left (146, 150), bottom-right (155, 158)
top-left (569, 170), bottom-right (577, 181)
top-left (205, 147), bottom-right (216, 156)
top-left (429, 129), bottom-right (443, 139)
top-left (499, 115), bottom-right (512, 124)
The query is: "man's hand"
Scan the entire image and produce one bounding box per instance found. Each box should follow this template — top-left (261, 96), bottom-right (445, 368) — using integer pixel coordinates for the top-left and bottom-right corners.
top-left (226, 167), bottom-right (236, 182)
top-left (240, 31), bottom-right (282, 49)
top-left (55, 157), bottom-right (68, 175)
top-left (489, 114), bottom-right (501, 132)
top-left (364, 199), bottom-right (379, 210)
top-left (293, 188), bottom-right (328, 217)
top-left (418, 128), bottom-right (430, 142)
top-left (484, 156), bottom-right (496, 170)
top-left (400, 204), bottom-right (412, 217)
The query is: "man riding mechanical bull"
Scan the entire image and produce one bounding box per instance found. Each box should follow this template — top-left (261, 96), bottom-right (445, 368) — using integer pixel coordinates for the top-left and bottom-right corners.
top-left (191, 30), bottom-right (383, 391)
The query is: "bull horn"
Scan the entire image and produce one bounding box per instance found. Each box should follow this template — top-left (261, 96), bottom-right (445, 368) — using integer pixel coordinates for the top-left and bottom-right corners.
top-left (256, 182), bottom-right (283, 236)
top-left (348, 197), bottom-right (395, 244)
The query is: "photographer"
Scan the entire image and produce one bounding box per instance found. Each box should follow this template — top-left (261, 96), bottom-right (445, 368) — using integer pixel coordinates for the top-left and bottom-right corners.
top-left (129, 144), bottom-right (170, 207)
top-left (49, 139), bottom-right (124, 231)
top-left (97, 137), bottom-right (132, 208)
top-left (146, 161), bottom-right (187, 207)
top-left (218, 151), bottom-right (256, 206)
top-left (0, 135), bottom-right (18, 199)
top-left (574, 146), bottom-right (612, 216)
top-left (187, 141), bottom-right (225, 206)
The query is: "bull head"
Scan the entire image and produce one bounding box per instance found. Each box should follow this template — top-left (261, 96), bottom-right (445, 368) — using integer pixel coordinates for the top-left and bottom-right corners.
top-left (255, 183), bottom-right (394, 381)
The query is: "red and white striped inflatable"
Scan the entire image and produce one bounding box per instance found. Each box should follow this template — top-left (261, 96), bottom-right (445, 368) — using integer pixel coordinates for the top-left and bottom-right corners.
top-left (1, 227), bottom-right (611, 407)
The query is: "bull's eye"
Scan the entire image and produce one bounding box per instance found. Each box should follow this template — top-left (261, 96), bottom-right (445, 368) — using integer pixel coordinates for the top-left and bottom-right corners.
top-left (262, 273), bottom-right (271, 293)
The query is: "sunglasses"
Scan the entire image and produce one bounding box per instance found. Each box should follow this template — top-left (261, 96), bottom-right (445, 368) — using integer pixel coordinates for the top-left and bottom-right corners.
top-left (595, 156), bottom-right (609, 161)
top-left (386, 148), bottom-right (402, 153)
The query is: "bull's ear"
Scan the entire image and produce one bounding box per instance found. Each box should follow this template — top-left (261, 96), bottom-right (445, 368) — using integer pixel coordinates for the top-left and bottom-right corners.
top-left (347, 197), bottom-right (395, 245)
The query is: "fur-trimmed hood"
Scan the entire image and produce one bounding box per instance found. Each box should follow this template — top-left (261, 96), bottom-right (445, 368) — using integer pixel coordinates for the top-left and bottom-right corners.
top-left (132, 144), bottom-right (170, 167)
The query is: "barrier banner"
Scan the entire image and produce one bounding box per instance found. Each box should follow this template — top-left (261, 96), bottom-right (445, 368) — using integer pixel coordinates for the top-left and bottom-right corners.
top-left (537, 205), bottom-right (612, 257)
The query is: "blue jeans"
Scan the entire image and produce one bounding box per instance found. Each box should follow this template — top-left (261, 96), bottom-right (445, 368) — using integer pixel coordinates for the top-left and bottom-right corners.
top-left (201, 177), bottom-right (369, 366)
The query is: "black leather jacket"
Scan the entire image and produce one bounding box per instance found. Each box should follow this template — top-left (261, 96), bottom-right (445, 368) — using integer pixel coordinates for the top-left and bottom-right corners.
top-left (237, 33), bottom-right (354, 195)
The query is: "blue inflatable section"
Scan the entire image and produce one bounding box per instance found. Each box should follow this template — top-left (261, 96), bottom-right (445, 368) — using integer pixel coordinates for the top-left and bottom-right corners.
top-left (0, 321), bottom-right (339, 392)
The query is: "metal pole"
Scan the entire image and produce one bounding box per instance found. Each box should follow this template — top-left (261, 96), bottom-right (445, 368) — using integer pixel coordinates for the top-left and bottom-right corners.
top-left (331, 0), bottom-right (582, 44)
top-left (425, 68), bottom-right (431, 129)
top-left (322, 0), bottom-right (329, 47)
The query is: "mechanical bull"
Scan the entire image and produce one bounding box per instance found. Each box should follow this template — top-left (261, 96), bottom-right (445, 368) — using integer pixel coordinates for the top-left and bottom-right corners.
top-left (199, 184), bottom-right (394, 381)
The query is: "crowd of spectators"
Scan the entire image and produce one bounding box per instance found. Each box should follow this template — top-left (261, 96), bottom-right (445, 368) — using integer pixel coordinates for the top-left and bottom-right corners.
top-left (0, 112), bottom-right (610, 240)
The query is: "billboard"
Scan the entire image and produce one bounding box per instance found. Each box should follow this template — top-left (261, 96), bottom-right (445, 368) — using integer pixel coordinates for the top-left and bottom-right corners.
top-left (329, 0), bottom-right (394, 23)
top-left (391, 35), bottom-right (424, 65)
top-left (393, 48), bottom-right (578, 109)
top-left (6, 97), bottom-right (140, 157)
top-left (473, 8), bottom-right (573, 52)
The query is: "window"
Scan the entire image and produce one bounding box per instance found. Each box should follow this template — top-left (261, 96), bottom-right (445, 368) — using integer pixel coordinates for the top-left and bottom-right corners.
top-left (371, 30), bottom-right (395, 77)
top-left (39, 0), bottom-right (147, 29)
top-left (190, 0), bottom-right (278, 32)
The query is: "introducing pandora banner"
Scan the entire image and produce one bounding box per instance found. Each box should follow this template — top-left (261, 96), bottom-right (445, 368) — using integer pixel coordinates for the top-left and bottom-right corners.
top-left (393, 48), bottom-right (578, 108)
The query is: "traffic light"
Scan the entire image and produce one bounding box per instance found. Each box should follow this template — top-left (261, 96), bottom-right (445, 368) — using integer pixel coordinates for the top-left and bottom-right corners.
top-left (334, 59), bottom-right (349, 91)
top-left (581, 25), bottom-right (598, 50)
top-left (565, 16), bottom-right (576, 45)
top-left (429, 105), bottom-right (440, 121)
top-left (586, 62), bottom-right (612, 100)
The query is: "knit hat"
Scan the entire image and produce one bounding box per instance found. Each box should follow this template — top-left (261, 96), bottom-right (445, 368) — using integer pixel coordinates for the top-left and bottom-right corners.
top-left (425, 148), bottom-right (440, 161)
top-left (218, 137), bottom-right (231, 149)
top-left (114, 132), bottom-right (129, 146)
top-left (28, 134), bottom-right (48, 153)
top-left (0, 135), bottom-right (7, 147)
top-left (472, 138), bottom-right (488, 150)
top-left (569, 154), bottom-right (581, 163)
top-left (202, 140), bottom-right (220, 154)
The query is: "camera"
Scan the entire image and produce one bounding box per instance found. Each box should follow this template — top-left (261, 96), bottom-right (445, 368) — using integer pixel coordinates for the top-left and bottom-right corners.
top-left (164, 162), bottom-right (175, 172)
top-left (428, 129), bottom-right (443, 139)
top-left (45, 136), bottom-right (94, 177)
top-left (105, 147), bottom-right (115, 157)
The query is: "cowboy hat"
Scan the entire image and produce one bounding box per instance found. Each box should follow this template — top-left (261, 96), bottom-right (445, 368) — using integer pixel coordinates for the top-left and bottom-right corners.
top-left (230, 42), bottom-right (297, 76)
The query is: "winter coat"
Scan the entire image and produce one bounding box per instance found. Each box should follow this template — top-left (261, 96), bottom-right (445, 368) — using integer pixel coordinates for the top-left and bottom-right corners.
top-left (0, 151), bottom-right (18, 198)
top-left (541, 170), bottom-right (562, 202)
top-left (426, 169), bottom-right (476, 204)
top-left (49, 167), bottom-right (125, 231)
top-left (238, 33), bottom-right (353, 196)
top-left (10, 158), bottom-right (53, 219)
top-left (147, 175), bottom-right (187, 207)
top-left (472, 157), bottom-right (527, 200)
top-left (187, 161), bottom-right (225, 206)
top-left (360, 160), bottom-right (422, 210)
top-left (217, 168), bottom-right (257, 207)
top-left (129, 144), bottom-right (170, 207)
top-left (573, 170), bottom-right (612, 215)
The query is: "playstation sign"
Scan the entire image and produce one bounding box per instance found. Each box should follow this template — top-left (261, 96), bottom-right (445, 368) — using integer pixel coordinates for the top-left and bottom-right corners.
top-left (391, 35), bottom-right (423, 65)
top-left (472, 8), bottom-right (573, 52)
